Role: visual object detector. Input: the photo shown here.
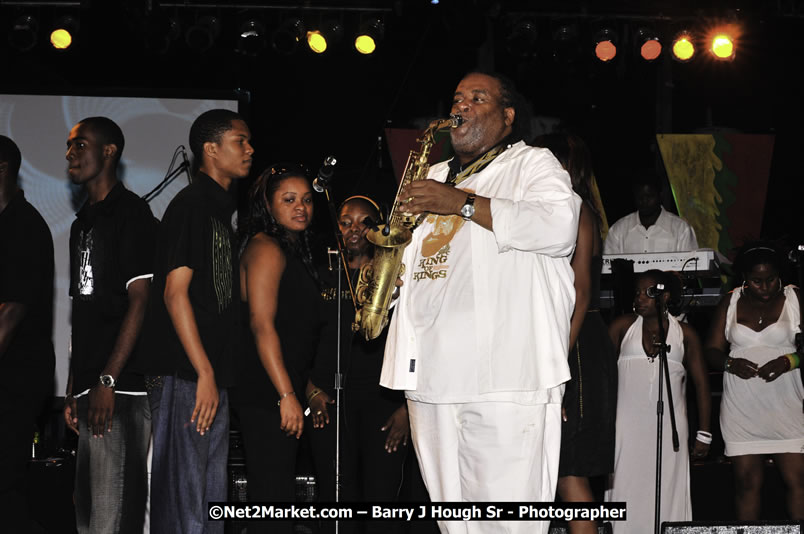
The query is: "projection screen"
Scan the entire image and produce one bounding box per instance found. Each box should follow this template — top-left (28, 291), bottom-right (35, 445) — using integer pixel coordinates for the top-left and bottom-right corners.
top-left (0, 91), bottom-right (241, 395)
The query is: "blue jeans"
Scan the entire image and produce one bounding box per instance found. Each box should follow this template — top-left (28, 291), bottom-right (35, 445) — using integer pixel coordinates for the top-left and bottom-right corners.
top-left (148, 375), bottom-right (229, 534)
top-left (74, 393), bottom-right (151, 534)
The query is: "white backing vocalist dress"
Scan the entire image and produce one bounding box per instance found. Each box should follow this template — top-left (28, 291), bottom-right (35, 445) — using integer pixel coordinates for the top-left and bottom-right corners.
top-left (605, 314), bottom-right (692, 534)
top-left (721, 285), bottom-right (804, 456)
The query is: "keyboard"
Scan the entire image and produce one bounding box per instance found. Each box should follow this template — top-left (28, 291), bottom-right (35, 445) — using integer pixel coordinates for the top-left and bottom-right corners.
top-left (601, 249), bottom-right (725, 275)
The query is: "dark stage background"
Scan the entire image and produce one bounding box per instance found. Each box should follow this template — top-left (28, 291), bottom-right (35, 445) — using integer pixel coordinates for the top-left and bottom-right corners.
top-left (2, 0), bottom-right (802, 252)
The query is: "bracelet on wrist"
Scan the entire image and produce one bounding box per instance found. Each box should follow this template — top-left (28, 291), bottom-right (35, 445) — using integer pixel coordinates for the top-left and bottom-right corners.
top-left (695, 430), bottom-right (713, 445)
top-left (277, 391), bottom-right (295, 407)
top-left (784, 352), bottom-right (800, 371)
top-left (724, 358), bottom-right (734, 373)
top-left (307, 388), bottom-right (322, 403)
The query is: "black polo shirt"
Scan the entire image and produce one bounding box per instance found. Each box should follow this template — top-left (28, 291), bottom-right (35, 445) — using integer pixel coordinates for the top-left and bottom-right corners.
top-left (0, 190), bottom-right (55, 395)
top-left (69, 181), bottom-right (156, 393)
top-left (138, 172), bottom-right (239, 387)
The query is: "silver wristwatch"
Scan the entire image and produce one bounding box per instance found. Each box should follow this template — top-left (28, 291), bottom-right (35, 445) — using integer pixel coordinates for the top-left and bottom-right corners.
top-left (99, 374), bottom-right (116, 388)
top-left (460, 193), bottom-right (476, 220)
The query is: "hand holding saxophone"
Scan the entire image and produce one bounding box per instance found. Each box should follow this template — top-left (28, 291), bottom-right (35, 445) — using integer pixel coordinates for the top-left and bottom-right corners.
top-left (400, 180), bottom-right (467, 217)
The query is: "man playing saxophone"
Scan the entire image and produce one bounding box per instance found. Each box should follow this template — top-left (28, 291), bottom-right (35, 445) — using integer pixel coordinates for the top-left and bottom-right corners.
top-left (380, 71), bottom-right (581, 534)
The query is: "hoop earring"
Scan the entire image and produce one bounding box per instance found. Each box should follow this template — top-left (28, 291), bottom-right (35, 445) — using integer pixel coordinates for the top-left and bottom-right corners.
top-left (777, 278), bottom-right (783, 294)
top-left (632, 304), bottom-right (637, 314)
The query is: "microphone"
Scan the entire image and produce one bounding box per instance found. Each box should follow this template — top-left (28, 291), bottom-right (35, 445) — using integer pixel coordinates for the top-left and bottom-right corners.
top-left (362, 217), bottom-right (380, 233)
top-left (179, 145), bottom-right (190, 170)
top-left (788, 245), bottom-right (804, 264)
top-left (646, 283), bottom-right (665, 299)
top-left (312, 155), bottom-right (337, 193)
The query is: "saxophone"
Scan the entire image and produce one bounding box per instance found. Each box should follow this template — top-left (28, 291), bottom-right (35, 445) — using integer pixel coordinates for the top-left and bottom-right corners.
top-left (354, 115), bottom-right (463, 340)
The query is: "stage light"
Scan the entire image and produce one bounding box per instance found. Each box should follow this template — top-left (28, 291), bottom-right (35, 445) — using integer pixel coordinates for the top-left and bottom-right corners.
top-left (8, 15), bottom-right (39, 52)
top-left (144, 11), bottom-right (180, 54)
top-left (705, 23), bottom-right (739, 60)
top-left (272, 17), bottom-right (305, 55)
top-left (50, 16), bottom-right (78, 50)
top-left (307, 31), bottom-right (327, 53)
top-left (552, 23), bottom-right (580, 66)
top-left (635, 28), bottom-right (662, 61)
top-left (593, 28), bottom-right (618, 62)
top-left (307, 20), bottom-right (343, 54)
top-left (506, 19), bottom-right (538, 58)
top-left (671, 31), bottom-right (695, 62)
top-left (711, 33), bottom-right (735, 59)
top-left (185, 16), bottom-right (220, 52)
top-left (355, 19), bottom-right (384, 55)
top-left (236, 19), bottom-right (266, 56)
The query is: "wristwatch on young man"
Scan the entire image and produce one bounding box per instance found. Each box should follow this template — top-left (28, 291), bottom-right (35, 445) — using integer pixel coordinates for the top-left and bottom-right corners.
top-left (99, 374), bottom-right (116, 388)
top-left (460, 193), bottom-right (476, 220)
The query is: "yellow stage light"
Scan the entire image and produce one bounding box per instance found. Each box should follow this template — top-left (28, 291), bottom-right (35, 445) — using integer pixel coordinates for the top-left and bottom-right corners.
top-left (50, 28), bottom-right (72, 49)
top-left (355, 34), bottom-right (375, 55)
top-left (355, 19), bottom-right (383, 55)
top-left (705, 23), bottom-right (739, 61)
top-left (711, 34), bottom-right (734, 59)
top-left (671, 33), bottom-right (695, 62)
top-left (307, 31), bottom-right (327, 53)
top-left (49, 16), bottom-right (78, 51)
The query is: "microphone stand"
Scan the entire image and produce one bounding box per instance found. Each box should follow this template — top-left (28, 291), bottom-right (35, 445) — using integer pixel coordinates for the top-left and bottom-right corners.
top-left (652, 290), bottom-right (680, 534)
top-left (142, 145), bottom-right (191, 203)
top-left (313, 167), bottom-right (354, 534)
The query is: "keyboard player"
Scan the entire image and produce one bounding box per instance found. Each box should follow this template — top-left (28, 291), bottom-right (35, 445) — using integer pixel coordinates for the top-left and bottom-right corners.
top-left (604, 174), bottom-right (698, 254)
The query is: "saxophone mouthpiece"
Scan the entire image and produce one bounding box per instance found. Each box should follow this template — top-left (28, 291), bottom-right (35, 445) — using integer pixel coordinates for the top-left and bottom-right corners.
top-left (449, 114), bottom-right (465, 127)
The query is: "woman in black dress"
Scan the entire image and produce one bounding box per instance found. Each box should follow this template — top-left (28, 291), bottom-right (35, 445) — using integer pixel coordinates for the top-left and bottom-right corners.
top-left (306, 196), bottom-right (410, 534)
top-left (230, 164), bottom-right (324, 534)
top-left (533, 134), bottom-right (617, 534)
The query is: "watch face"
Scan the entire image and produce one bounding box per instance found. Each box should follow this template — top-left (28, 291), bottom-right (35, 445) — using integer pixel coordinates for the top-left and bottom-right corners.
top-left (461, 204), bottom-right (475, 218)
top-left (100, 375), bottom-right (115, 388)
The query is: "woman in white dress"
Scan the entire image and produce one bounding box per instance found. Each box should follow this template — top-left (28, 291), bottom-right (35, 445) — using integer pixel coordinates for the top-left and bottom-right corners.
top-left (606, 269), bottom-right (711, 533)
top-left (705, 244), bottom-right (803, 520)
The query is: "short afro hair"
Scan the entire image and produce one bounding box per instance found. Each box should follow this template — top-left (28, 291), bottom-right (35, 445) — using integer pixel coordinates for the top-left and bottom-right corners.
top-left (0, 135), bottom-right (22, 180)
top-left (77, 117), bottom-right (125, 164)
top-left (189, 109), bottom-right (245, 162)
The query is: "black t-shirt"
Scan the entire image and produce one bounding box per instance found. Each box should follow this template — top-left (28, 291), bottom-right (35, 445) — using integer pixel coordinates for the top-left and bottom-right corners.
top-left (137, 173), bottom-right (239, 387)
top-left (69, 181), bottom-right (156, 393)
top-left (0, 190), bottom-right (55, 395)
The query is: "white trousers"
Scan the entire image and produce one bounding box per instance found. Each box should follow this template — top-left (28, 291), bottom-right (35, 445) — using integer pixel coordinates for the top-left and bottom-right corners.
top-left (407, 400), bottom-right (562, 534)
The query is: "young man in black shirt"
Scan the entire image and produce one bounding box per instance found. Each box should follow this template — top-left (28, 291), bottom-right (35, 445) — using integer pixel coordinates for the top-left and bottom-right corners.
top-left (62, 117), bottom-right (156, 533)
top-left (142, 109), bottom-right (253, 533)
top-left (0, 135), bottom-right (55, 533)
